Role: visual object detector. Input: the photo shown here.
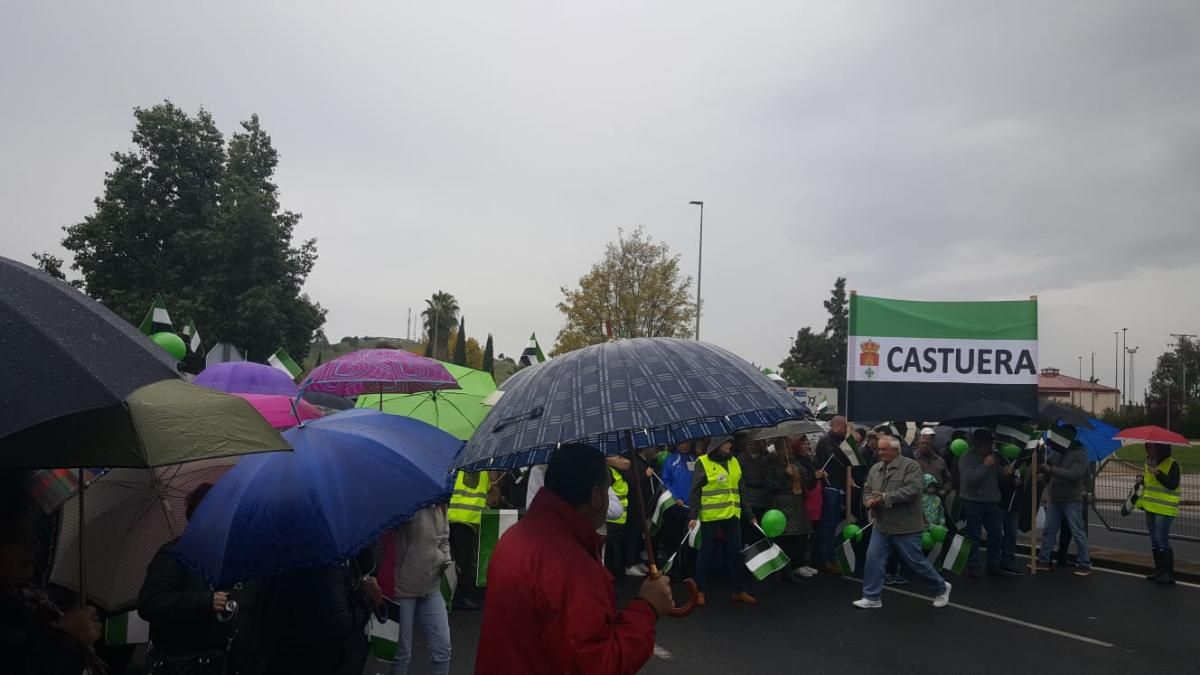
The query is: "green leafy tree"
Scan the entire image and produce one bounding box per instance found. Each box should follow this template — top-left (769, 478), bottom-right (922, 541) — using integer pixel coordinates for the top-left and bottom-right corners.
top-left (1145, 337), bottom-right (1200, 434)
top-left (452, 317), bottom-right (468, 366)
top-left (60, 102), bottom-right (324, 360)
top-left (421, 291), bottom-right (459, 360)
top-left (483, 334), bottom-right (495, 375)
top-left (31, 252), bottom-right (82, 288)
top-left (552, 226), bottom-right (695, 355)
top-left (779, 277), bottom-right (850, 407)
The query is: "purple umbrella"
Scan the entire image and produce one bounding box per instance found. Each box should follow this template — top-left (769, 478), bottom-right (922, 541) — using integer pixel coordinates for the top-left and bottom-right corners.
top-left (301, 349), bottom-right (457, 402)
top-left (194, 362), bottom-right (300, 397)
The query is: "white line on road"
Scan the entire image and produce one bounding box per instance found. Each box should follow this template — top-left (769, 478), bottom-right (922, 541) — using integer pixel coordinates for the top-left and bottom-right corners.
top-left (841, 578), bottom-right (1115, 648)
top-left (653, 643), bottom-right (674, 660)
top-left (1010, 553), bottom-right (1200, 589)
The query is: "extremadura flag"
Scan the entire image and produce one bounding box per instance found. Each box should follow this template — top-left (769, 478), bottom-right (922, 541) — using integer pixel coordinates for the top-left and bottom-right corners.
top-left (846, 295), bottom-right (1038, 421)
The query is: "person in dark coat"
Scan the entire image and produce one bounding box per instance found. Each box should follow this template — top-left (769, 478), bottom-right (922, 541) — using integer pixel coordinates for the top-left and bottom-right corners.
top-left (767, 438), bottom-right (818, 581)
top-left (812, 416), bottom-right (851, 574)
top-left (137, 484), bottom-right (232, 673)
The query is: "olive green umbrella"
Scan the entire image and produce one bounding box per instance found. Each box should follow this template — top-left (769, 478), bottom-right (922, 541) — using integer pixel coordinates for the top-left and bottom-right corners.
top-left (356, 361), bottom-right (497, 440)
top-left (0, 379), bottom-right (291, 469)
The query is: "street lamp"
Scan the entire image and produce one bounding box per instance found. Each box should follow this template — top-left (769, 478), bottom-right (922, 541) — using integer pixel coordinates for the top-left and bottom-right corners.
top-left (689, 201), bottom-right (704, 341)
top-left (1122, 327), bottom-right (1128, 407)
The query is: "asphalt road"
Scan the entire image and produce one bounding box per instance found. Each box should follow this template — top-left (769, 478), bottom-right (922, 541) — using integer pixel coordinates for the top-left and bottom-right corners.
top-left (374, 563), bottom-right (1200, 675)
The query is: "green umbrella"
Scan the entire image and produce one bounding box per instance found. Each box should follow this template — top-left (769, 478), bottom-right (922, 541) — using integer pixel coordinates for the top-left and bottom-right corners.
top-left (357, 361), bottom-right (497, 440)
top-left (0, 379), bottom-right (291, 469)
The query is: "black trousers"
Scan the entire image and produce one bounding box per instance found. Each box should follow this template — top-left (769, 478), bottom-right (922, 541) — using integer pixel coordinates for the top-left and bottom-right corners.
top-left (778, 534), bottom-right (810, 571)
top-left (605, 522), bottom-right (640, 575)
top-left (450, 522), bottom-right (481, 603)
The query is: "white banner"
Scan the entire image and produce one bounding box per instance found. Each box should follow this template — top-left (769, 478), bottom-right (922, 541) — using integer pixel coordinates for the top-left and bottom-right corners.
top-left (847, 337), bottom-right (1038, 384)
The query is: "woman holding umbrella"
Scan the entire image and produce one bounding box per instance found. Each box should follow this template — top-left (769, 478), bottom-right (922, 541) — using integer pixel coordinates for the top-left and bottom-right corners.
top-left (1138, 443), bottom-right (1182, 585)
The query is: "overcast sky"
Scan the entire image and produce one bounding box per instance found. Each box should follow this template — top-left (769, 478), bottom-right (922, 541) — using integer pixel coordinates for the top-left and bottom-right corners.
top-left (3, 2), bottom-right (1198, 400)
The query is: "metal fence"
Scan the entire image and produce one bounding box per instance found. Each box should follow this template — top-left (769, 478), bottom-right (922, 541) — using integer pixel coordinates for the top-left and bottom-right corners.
top-left (1091, 458), bottom-right (1200, 542)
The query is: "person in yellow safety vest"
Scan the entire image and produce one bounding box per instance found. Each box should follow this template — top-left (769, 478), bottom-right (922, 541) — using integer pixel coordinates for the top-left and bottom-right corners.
top-left (1137, 443), bottom-right (1182, 585)
top-left (687, 436), bottom-right (758, 608)
top-left (448, 471), bottom-right (498, 610)
top-left (602, 456), bottom-right (650, 578)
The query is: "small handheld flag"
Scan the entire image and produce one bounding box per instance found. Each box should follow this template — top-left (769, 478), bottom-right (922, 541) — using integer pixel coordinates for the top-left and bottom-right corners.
top-left (839, 435), bottom-right (864, 467)
top-left (518, 333), bottom-right (547, 367)
top-left (477, 509), bottom-right (519, 586)
top-left (742, 538), bottom-right (790, 581)
top-left (837, 538), bottom-right (858, 576)
top-left (137, 296), bottom-right (173, 335)
top-left (685, 521), bottom-right (702, 550)
top-left (181, 320), bottom-right (203, 354)
top-left (649, 490), bottom-right (675, 534)
top-left (105, 610), bottom-right (150, 645)
top-left (268, 348), bottom-right (303, 380)
top-left (941, 534), bottom-right (972, 575)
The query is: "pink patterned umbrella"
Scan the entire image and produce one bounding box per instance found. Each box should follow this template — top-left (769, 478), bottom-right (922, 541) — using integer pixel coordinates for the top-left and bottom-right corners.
top-left (301, 349), bottom-right (457, 399)
top-left (232, 393), bottom-right (324, 429)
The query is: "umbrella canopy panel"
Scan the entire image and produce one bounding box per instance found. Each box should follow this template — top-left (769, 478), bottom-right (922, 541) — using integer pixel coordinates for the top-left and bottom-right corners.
top-left (302, 349), bottom-right (457, 398)
top-left (50, 458), bottom-right (238, 612)
top-left (232, 393), bottom-right (324, 429)
top-left (1114, 425), bottom-right (1191, 447)
top-left (938, 399), bottom-right (1034, 428)
top-left (0, 256), bottom-right (179, 440)
top-left (0, 380), bottom-right (290, 469)
top-left (357, 361), bottom-right (497, 440)
top-left (458, 338), bottom-right (806, 471)
top-left (194, 362), bottom-right (300, 397)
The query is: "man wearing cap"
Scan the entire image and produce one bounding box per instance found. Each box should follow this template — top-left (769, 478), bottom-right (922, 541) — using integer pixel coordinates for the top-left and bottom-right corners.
top-left (958, 429), bottom-right (1005, 577)
top-left (688, 436), bottom-right (758, 607)
top-left (914, 428), bottom-right (952, 494)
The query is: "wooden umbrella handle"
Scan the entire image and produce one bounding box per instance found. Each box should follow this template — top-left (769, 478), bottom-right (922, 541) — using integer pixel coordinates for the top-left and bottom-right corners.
top-left (647, 566), bottom-right (698, 618)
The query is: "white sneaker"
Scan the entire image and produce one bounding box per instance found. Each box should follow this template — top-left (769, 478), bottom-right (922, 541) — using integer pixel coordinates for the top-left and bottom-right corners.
top-left (625, 564), bottom-right (649, 576)
top-left (800, 566), bottom-right (819, 576)
top-left (932, 581), bottom-right (952, 608)
top-left (852, 598), bottom-right (883, 609)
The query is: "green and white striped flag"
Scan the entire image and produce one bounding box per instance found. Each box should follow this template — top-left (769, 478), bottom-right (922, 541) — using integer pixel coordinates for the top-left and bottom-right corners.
top-left (268, 347), bottom-right (302, 379)
top-left (847, 295), bottom-right (1038, 422)
top-left (926, 541), bottom-right (944, 566)
top-left (942, 490), bottom-right (966, 530)
top-left (440, 565), bottom-right (457, 612)
top-left (518, 333), bottom-right (546, 367)
top-left (742, 538), bottom-right (790, 581)
top-left (137, 296), bottom-right (173, 336)
top-left (1045, 425), bottom-right (1077, 454)
top-left (180, 320), bottom-right (202, 354)
top-left (685, 521), bottom-right (702, 550)
top-left (648, 490), bottom-right (675, 534)
top-left (369, 613), bottom-right (399, 662)
top-left (476, 509), bottom-right (518, 586)
top-left (837, 538), bottom-right (858, 576)
top-left (104, 610), bottom-right (150, 645)
top-left (995, 423), bottom-right (1036, 450)
top-left (941, 534), bottom-right (973, 575)
top-left (840, 435), bottom-right (864, 467)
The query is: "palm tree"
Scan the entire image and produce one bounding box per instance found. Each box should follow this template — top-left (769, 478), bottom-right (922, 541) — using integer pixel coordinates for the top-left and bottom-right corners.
top-left (421, 291), bottom-right (460, 360)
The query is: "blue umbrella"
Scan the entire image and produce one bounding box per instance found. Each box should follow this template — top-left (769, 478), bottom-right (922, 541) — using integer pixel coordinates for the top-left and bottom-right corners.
top-left (174, 408), bottom-right (463, 585)
top-left (1075, 417), bottom-right (1121, 462)
top-left (456, 337), bottom-right (806, 471)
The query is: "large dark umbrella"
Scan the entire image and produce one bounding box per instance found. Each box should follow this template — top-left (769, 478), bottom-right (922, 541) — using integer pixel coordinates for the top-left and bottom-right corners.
top-left (457, 338), bottom-right (806, 617)
top-left (938, 399), bottom-right (1034, 427)
top-left (0, 256), bottom-right (179, 440)
top-left (1038, 400), bottom-right (1095, 430)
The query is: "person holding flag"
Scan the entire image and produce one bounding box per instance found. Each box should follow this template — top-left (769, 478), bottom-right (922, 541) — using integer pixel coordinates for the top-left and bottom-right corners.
top-left (688, 436), bottom-right (758, 607)
top-left (851, 435), bottom-right (953, 610)
top-left (658, 440), bottom-right (699, 577)
top-left (813, 416), bottom-right (851, 574)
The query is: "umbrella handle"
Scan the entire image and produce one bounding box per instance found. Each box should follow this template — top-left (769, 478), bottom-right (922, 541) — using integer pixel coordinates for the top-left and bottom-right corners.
top-left (648, 567), bottom-right (698, 618)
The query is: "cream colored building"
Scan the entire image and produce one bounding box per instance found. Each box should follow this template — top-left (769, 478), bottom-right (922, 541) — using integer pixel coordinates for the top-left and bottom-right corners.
top-left (1038, 368), bottom-right (1119, 416)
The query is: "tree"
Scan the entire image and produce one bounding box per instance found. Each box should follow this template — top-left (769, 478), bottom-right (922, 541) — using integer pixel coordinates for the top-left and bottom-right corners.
top-left (552, 226), bottom-right (695, 355)
top-left (779, 277), bottom-right (850, 407)
top-left (482, 334), bottom-right (495, 375)
top-left (60, 102), bottom-right (325, 360)
top-left (421, 291), bottom-right (459, 360)
top-left (445, 328), bottom-right (484, 370)
top-left (452, 317), bottom-right (467, 366)
top-left (31, 252), bottom-right (82, 288)
top-left (1145, 337), bottom-right (1200, 434)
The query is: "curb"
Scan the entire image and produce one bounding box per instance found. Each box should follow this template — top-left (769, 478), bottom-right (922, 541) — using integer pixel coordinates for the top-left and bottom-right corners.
top-left (1015, 543), bottom-right (1200, 584)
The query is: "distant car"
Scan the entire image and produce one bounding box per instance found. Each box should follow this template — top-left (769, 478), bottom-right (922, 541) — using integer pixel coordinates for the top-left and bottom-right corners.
top-left (765, 372), bottom-right (788, 388)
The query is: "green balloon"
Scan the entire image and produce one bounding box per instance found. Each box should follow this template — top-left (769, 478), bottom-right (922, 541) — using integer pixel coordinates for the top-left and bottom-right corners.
top-left (761, 509), bottom-right (787, 538)
top-left (151, 332), bottom-right (186, 361)
top-left (841, 524), bottom-right (862, 542)
top-left (950, 438), bottom-right (970, 457)
top-left (1000, 443), bottom-right (1021, 461)
top-left (655, 450), bottom-right (669, 470)
top-left (929, 524), bottom-right (948, 544)
top-left (921, 530), bottom-right (935, 551)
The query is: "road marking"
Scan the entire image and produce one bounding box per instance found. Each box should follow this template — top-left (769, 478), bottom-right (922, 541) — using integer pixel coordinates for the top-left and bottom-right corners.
top-left (841, 578), bottom-right (1115, 648)
top-left (653, 643), bottom-right (674, 660)
top-left (1011, 553), bottom-right (1200, 589)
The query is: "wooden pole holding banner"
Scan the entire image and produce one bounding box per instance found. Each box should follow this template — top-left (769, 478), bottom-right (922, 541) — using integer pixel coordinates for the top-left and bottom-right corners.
top-left (1029, 294), bottom-right (1038, 576)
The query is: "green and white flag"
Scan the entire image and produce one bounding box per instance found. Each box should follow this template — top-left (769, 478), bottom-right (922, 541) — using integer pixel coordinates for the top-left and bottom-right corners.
top-left (839, 435), bottom-right (863, 467)
top-left (943, 490), bottom-right (966, 530)
top-left (926, 541), bottom-right (944, 566)
top-left (1045, 425), bottom-right (1077, 454)
top-left (137, 296), bottom-right (173, 336)
top-left (268, 347), bottom-right (302, 380)
top-left (836, 538), bottom-right (858, 576)
top-left (440, 565), bottom-right (457, 612)
top-left (369, 613), bottom-right (400, 662)
top-left (742, 538), bottom-right (790, 581)
top-left (941, 534), bottom-right (973, 575)
top-left (518, 333), bottom-right (546, 367)
top-left (847, 295), bottom-right (1038, 421)
top-left (477, 509), bottom-right (518, 586)
top-left (995, 423), bottom-right (1036, 451)
top-left (104, 610), bottom-right (150, 645)
top-left (180, 320), bottom-right (202, 354)
top-left (648, 490), bottom-right (675, 534)
top-left (685, 521), bottom-right (702, 550)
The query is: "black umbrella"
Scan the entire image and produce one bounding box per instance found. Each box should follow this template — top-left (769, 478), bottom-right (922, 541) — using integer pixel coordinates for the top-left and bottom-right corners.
top-left (1038, 400), bottom-right (1095, 430)
top-left (0, 256), bottom-right (179, 440)
top-left (938, 399), bottom-right (1034, 427)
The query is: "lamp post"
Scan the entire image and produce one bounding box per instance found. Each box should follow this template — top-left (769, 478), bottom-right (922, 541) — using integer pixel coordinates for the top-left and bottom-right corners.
top-left (689, 200), bottom-right (704, 341)
top-left (1122, 328), bottom-right (1128, 407)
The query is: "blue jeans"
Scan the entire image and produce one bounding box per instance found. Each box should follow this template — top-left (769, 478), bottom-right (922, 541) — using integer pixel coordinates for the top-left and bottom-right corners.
top-left (963, 500), bottom-right (1003, 572)
top-left (696, 517), bottom-right (744, 593)
top-left (1001, 510), bottom-right (1020, 571)
top-left (1146, 512), bottom-right (1174, 551)
top-left (1038, 501), bottom-right (1090, 568)
top-left (813, 487), bottom-right (844, 565)
top-left (390, 591), bottom-right (451, 675)
top-left (862, 530), bottom-right (947, 601)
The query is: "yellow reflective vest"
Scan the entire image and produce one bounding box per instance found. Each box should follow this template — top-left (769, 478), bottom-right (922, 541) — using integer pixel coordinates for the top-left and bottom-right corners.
top-left (608, 466), bottom-right (628, 525)
top-left (449, 471), bottom-right (490, 526)
top-left (1140, 457), bottom-right (1180, 517)
top-left (698, 454), bottom-right (742, 521)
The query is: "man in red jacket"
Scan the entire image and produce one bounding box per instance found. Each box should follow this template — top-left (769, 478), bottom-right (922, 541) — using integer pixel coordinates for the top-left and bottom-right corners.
top-left (476, 443), bottom-right (673, 674)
